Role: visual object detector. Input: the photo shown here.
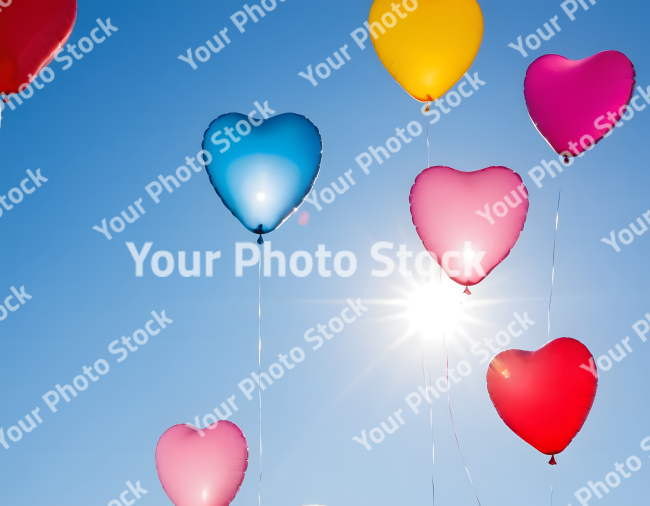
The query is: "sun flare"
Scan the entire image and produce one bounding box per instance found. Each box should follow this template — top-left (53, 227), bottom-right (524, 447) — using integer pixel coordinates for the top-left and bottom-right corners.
top-left (406, 277), bottom-right (467, 339)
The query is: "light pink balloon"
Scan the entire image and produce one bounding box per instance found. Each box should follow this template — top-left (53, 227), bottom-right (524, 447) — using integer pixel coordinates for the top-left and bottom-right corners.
top-left (524, 51), bottom-right (635, 160)
top-left (155, 422), bottom-right (248, 506)
top-left (409, 166), bottom-right (529, 288)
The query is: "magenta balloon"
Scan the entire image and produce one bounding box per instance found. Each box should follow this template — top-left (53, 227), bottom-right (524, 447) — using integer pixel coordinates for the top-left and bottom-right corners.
top-left (155, 422), bottom-right (248, 506)
top-left (409, 166), bottom-right (529, 288)
top-left (524, 51), bottom-right (635, 159)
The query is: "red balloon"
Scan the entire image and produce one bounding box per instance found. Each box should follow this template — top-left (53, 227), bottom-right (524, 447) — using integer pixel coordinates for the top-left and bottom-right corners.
top-left (486, 338), bottom-right (598, 462)
top-left (0, 0), bottom-right (77, 94)
top-left (409, 166), bottom-right (529, 289)
top-left (156, 421), bottom-right (249, 506)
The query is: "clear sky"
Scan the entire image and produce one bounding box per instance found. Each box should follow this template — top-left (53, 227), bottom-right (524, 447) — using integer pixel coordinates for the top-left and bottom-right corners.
top-left (1, 1), bottom-right (649, 505)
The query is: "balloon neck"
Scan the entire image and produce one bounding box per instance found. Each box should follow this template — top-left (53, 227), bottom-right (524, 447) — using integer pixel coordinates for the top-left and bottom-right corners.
top-left (254, 224), bottom-right (264, 244)
top-left (549, 455), bottom-right (557, 466)
top-left (424, 101), bottom-right (430, 113)
top-left (463, 287), bottom-right (472, 295)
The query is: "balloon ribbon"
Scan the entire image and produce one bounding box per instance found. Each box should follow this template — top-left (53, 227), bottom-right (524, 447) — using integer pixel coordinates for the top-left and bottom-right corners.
top-left (547, 192), bottom-right (561, 343)
top-left (551, 464), bottom-right (555, 506)
top-left (548, 190), bottom-right (561, 500)
top-left (442, 333), bottom-right (482, 506)
top-left (425, 101), bottom-right (430, 170)
top-left (257, 244), bottom-right (263, 506)
top-left (422, 350), bottom-right (435, 506)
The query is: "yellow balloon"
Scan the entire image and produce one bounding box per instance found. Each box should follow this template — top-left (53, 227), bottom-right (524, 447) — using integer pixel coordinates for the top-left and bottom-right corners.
top-left (369, 0), bottom-right (484, 102)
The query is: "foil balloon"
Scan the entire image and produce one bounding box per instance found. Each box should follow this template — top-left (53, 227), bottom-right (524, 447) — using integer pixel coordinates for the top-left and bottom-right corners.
top-left (409, 166), bottom-right (529, 291)
top-left (202, 112), bottom-right (322, 240)
top-left (368, 0), bottom-right (484, 102)
top-left (0, 0), bottom-right (77, 95)
top-left (524, 51), bottom-right (636, 161)
top-left (486, 338), bottom-right (598, 464)
top-left (156, 421), bottom-right (249, 506)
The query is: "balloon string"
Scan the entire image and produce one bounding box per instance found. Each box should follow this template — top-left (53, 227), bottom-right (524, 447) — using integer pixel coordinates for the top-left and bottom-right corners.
top-left (442, 333), bottom-right (482, 506)
top-left (551, 465), bottom-right (554, 506)
top-left (426, 101), bottom-right (430, 168)
top-left (422, 349), bottom-right (435, 506)
top-left (258, 244), bottom-right (262, 506)
top-left (548, 191), bottom-right (561, 341)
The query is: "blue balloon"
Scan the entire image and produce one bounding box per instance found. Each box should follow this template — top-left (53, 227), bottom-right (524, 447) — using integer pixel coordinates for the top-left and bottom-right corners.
top-left (202, 112), bottom-right (322, 237)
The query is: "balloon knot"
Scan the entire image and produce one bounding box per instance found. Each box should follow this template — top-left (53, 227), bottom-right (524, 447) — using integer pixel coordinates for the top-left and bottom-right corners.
top-left (549, 455), bottom-right (557, 466)
top-left (254, 224), bottom-right (264, 244)
top-left (563, 155), bottom-right (569, 164)
top-left (463, 287), bottom-right (472, 295)
top-left (424, 101), bottom-right (430, 113)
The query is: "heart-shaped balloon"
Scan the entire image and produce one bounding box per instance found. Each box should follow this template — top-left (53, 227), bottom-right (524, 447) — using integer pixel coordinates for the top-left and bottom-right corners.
top-left (0, 0), bottom-right (77, 94)
top-left (409, 166), bottom-right (529, 288)
top-left (369, 0), bottom-right (483, 102)
top-left (487, 338), bottom-right (598, 461)
top-left (156, 422), bottom-right (248, 506)
top-left (202, 112), bottom-right (322, 237)
top-left (524, 51), bottom-right (636, 159)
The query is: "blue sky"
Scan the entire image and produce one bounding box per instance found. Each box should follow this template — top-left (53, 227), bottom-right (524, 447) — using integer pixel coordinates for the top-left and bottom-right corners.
top-left (1, 1), bottom-right (649, 505)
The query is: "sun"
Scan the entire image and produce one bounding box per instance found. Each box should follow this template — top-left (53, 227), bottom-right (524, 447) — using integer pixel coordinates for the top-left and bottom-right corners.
top-left (406, 276), bottom-right (467, 340)
top-left (335, 270), bottom-right (495, 397)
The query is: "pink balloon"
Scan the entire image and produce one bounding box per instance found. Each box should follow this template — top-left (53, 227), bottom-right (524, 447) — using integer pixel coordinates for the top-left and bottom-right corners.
top-left (409, 166), bottom-right (529, 288)
top-left (524, 51), bottom-right (636, 160)
top-left (155, 422), bottom-right (248, 506)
